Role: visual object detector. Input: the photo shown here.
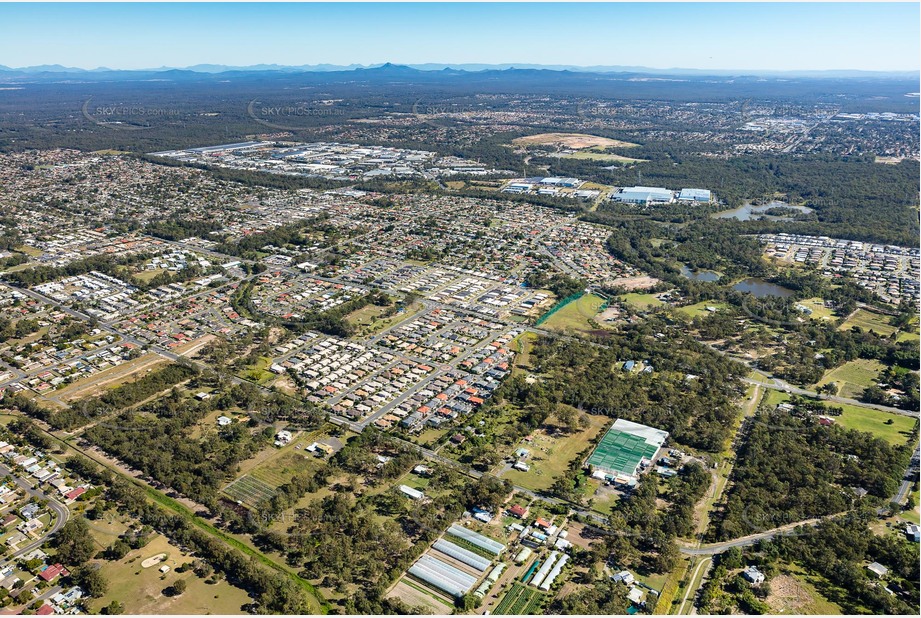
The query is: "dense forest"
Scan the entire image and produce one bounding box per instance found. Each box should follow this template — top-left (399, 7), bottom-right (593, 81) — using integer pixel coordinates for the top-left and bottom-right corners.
top-left (512, 321), bottom-right (749, 452)
top-left (711, 409), bottom-right (911, 541)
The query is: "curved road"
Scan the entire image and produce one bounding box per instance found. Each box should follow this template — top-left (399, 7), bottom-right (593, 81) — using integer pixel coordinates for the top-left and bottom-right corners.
top-left (0, 462), bottom-right (70, 565)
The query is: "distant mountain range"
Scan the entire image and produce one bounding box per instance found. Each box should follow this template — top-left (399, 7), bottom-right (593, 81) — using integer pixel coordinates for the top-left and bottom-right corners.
top-left (0, 62), bottom-right (916, 80)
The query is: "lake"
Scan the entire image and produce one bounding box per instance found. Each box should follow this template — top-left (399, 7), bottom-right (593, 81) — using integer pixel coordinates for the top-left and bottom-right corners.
top-left (679, 264), bottom-right (721, 282)
top-left (732, 278), bottom-right (795, 298)
top-left (712, 201), bottom-right (813, 221)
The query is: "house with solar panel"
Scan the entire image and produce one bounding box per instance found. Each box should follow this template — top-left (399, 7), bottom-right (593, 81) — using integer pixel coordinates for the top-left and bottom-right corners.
top-left (585, 418), bottom-right (669, 487)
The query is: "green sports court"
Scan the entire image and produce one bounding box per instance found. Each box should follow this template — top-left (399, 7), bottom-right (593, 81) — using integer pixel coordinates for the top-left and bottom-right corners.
top-left (586, 418), bottom-right (669, 477)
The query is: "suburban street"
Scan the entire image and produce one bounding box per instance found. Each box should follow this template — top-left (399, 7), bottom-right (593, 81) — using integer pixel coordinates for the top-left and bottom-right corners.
top-left (0, 462), bottom-right (70, 567)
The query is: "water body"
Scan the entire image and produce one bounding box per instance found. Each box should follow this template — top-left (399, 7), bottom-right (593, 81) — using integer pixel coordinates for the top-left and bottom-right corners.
top-left (712, 200), bottom-right (813, 221)
top-left (732, 278), bottom-right (795, 298)
top-left (679, 264), bottom-right (721, 282)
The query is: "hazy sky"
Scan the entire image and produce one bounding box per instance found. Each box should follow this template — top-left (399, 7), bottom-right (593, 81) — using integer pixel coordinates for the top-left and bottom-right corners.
top-left (1, 2), bottom-right (918, 72)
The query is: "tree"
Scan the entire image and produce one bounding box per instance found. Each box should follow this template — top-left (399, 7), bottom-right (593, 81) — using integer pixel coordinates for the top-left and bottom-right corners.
top-left (73, 566), bottom-right (108, 598)
top-left (52, 518), bottom-right (96, 565)
top-left (102, 601), bottom-right (124, 615)
top-left (165, 579), bottom-right (187, 597)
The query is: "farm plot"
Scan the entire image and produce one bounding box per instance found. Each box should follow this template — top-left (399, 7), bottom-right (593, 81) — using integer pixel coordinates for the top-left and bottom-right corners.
top-left (494, 583), bottom-right (545, 615)
top-left (222, 475), bottom-right (276, 508)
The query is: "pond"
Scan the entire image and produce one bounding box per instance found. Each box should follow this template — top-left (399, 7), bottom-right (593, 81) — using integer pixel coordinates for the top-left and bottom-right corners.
top-left (732, 278), bottom-right (795, 298)
top-left (712, 200), bottom-right (813, 221)
top-left (679, 264), bottom-right (721, 282)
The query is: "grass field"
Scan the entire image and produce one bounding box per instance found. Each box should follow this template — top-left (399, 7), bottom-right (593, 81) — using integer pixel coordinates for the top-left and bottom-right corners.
top-left (835, 403), bottom-right (916, 445)
top-left (239, 356), bottom-right (275, 385)
top-left (762, 390), bottom-right (914, 445)
top-left (561, 151), bottom-right (646, 163)
top-left (540, 293), bottom-right (606, 334)
top-left (14, 244), bottom-right (42, 258)
top-left (85, 530), bottom-right (252, 615)
top-left (766, 563), bottom-right (843, 615)
top-left (796, 297), bottom-right (837, 321)
top-left (500, 411), bottom-right (609, 492)
top-left (816, 359), bottom-right (885, 399)
top-left (838, 309), bottom-right (898, 337)
top-left (345, 303), bottom-right (392, 331)
top-left (676, 301), bottom-right (729, 319)
top-left (511, 331), bottom-right (538, 376)
top-left (494, 583), bottom-right (545, 615)
top-left (132, 268), bottom-right (167, 283)
top-left (619, 292), bottom-right (664, 310)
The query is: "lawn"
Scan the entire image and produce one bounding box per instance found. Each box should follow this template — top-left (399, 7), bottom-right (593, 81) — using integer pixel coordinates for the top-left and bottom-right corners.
top-left (500, 410), bottom-right (609, 492)
top-left (796, 297), bottom-right (837, 321)
top-left (835, 403), bottom-right (916, 445)
top-left (619, 292), bottom-right (664, 310)
top-left (239, 356), bottom-right (275, 385)
top-left (763, 390), bottom-right (914, 445)
top-left (676, 301), bottom-right (729, 319)
top-left (133, 268), bottom-right (167, 283)
top-left (540, 293), bottom-right (606, 334)
top-left (344, 303), bottom-right (393, 332)
top-left (815, 359), bottom-right (885, 399)
top-left (838, 309), bottom-right (898, 337)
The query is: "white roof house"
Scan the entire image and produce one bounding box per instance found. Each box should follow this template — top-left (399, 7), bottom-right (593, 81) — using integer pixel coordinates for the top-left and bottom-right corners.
top-left (867, 562), bottom-right (889, 578)
top-left (398, 485), bottom-right (424, 500)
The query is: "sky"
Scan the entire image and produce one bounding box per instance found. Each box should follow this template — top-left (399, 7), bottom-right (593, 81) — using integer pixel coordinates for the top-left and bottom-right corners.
top-left (0, 2), bottom-right (918, 72)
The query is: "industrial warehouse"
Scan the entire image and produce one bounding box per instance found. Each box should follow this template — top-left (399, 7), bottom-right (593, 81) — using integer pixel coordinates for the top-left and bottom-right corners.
top-left (586, 418), bottom-right (669, 484)
top-left (611, 186), bottom-right (712, 206)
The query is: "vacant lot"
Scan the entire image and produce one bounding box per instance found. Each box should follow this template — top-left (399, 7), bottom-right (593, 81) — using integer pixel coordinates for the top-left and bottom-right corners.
top-left (500, 411), bottom-right (609, 492)
top-left (766, 565), bottom-right (843, 615)
top-left (53, 353), bottom-right (168, 402)
top-left (562, 150), bottom-right (646, 163)
top-left (619, 292), bottom-right (664, 309)
top-left (541, 293), bottom-right (606, 334)
top-left (512, 132), bottom-right (637, 149)
top-left (816, 359), bottom-right (885, 399)
top-left (838, 309), bottom-right (897, 336)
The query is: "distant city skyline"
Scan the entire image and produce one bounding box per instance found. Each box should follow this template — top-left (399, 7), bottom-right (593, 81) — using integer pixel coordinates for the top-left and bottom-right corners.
top-left (0, 2), bottom-right (918, 72)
